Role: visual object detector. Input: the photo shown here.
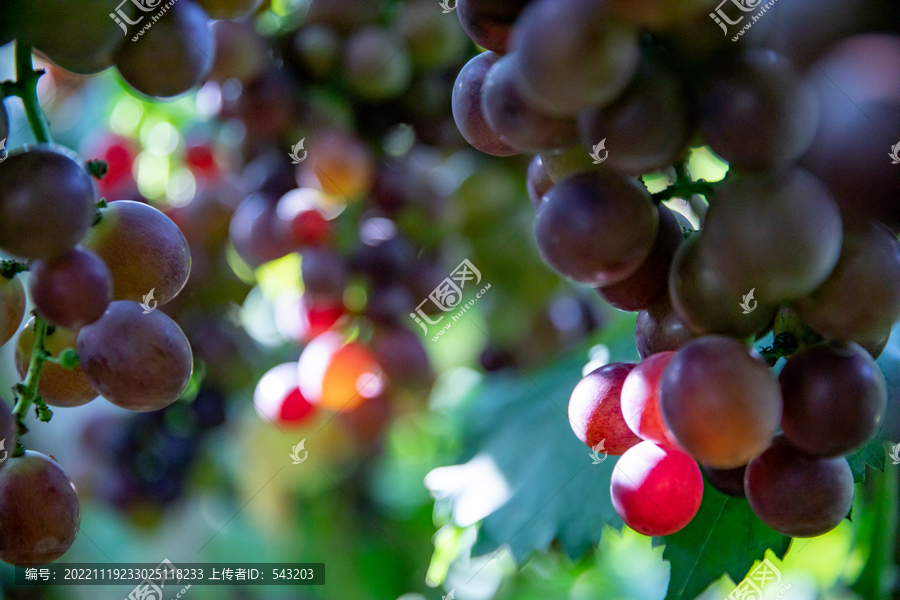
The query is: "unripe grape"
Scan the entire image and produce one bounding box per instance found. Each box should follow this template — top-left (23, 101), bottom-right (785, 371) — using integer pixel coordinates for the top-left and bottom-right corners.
top-left (661, 336), bottom-right (782, 468)
top-left (16, 319), bottom-right (98, 408)
top-left (0, 146), bottom-right (96, 260)
top-left (77, 301), bottom-right (193, 412)
top-left (0, 451), bottom-right (80, 565)
top-left (611, 441), bottom-right (703, 536)
top-left (745, 437), bottom-right (854, 538)
top-left (81, 201), bottom-right (191, 306)
top-left (568, 362), bottom-right (642, 455)
top-left (30, 247), bottom-right (112, 329)
top-left (779, 341), bottom-right (886, 457)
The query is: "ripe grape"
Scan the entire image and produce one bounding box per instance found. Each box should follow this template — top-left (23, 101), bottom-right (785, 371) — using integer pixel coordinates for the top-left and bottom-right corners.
top-left (702, 464), bottom-right (746, 498)
top-left (579, 57), bottom-right (690, 175)
top-left (745, 436), bottom-right (854, 538)
top-left (660, 336), bottom-right (782, 468)
top-left (299, 130), bottom-right (375, 200)
top-left (8, 0), bottom-right (134, 74)
top-left (598, 204), bottom-right (683, 312)
top-left (16, 319), bottom-right (98, 408)
top-left (481, 55), bottom-right (579, 152)
top-left (195, 0), bottom-right (262, 19)
top-left (456, 0), bottom-right (516, 54)
top-left (301, 248), bottom-right (348, 304)
top-left (670, 234), bottom-right (777, 338)
top-left (526, 155), bottom-right (553, 210)
top-left (297, 332), bottom-right (384, 412)
top-left (229, 194), bottom-right (296, 268)
top-left (113, 0), bottom-right (215, 98)
top-left (779, 341), bottom-right (886, 457)
top-left (81, 201), bottom-right (191, 306)
top-left (344, 27), bottom-right (412, 100)
top-left (0, 275), bottom-right (25, 348)
top-left (209, 20), bottom-right (269, 83)
top-left (366, 284), bottom-right (414, 324)
top-left (509, 0), bottom-right (641, 115)
top-left (0, 146), bottom-right (96, 260)
top-left (795, 222), bottom-right (900, 345)
top-left (535, 171), bottom-right (658, 285)
top-left (0, 451), bottom-right (80, 565)
top-left (611, 441), bottom-right (703, 536)
top-left (372, 325), bottom-right (432, 385)
top-left (452, 52), bottom-right (518, 157)
top-left (568, 362), bottom-right (642, 455)
top-left (635, 296), bottom-right (698, 359)
top-left (0, 396), bottom-right (14, 469)
top-left (30, 247), bottom-right (112, 329)
top-left (700, 50), bottom-right (819, 171)
top-left (77, 301), bottom-right (193, 412)
top-left (254, 363), bottom-right (317, 427)
top-left (620, 352), bottom-right (677, 445)
top-left (701, 168), bottom-right (842, 302)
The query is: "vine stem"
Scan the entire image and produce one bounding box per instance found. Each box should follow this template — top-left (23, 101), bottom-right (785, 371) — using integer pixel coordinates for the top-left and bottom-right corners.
top-left (6, 42), bottom-right (55, 453)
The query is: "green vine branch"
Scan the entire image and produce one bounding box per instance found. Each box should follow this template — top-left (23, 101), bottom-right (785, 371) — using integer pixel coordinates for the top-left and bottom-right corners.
top-left (650, 160), bottom-right (721, 205)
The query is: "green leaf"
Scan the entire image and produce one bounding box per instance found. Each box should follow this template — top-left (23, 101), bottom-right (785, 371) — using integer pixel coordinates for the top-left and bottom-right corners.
top-left (849, 323), bottom-right (900, 483)
top-left (429, 316), bottom-right (639, 563)
top-left (662, 481), bottom-right (790, 600)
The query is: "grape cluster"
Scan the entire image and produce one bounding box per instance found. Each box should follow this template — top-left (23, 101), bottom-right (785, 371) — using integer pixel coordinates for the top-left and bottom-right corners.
top-left (451, 0), bottom-right (900, 538)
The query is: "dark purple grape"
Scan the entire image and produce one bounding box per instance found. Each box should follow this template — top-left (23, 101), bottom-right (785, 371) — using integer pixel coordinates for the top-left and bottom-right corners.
top-left (701, 49), bottom-right (819, 171)
top-left (598, 204), bottom-right (683, 312)
top-left (0, 146), bottom-right (96, 260)
top-left (0, 275), bottom-right (25, 348)
top-left (229, 194), bottom-right (295, 268)
top-left (77, 301), bottom-right (193, 412)
top-left (113, 0), bottom-right (215, 98)
top-left (30, 247), bottom-right (112, 329)
top-left (0, 451), bottom-right (80, 565)
top-left (702, 464), bottom-right (747, 498)
top-left (779, 342), bottom-right (886, 457)
top-left (301, 248), bottom-right (348, 303)
top-left (745, 436), bottom-right (854, 538)
top-left (366, 285), bottom-right (414, 324)
top-left (372, 325), bottom-right (431, 385)
top-left (579, 57), bottom-right (691, 175)
top-left (509, 0), bottom-right (641, 115)
top-left (452, 52), bottom-right (519, 157)
top-left (81, 201), bottom-right (190, 307)
top-left (795, 222), bottom-right (900, 345)
top-left (527, 155), bottom-right (553, 210)
top-left (670, 234), bottom-right (777, 338)
top-left (456, 0), bottom-right (515, 54)
top-left (635, 296), bottom-right (698, 359)
top-left (481, 55), bottom-right (579, 152)
top-left (535, 171), bottom-right (658, 285)
top-left (701, 168), bottom-right (842, 302)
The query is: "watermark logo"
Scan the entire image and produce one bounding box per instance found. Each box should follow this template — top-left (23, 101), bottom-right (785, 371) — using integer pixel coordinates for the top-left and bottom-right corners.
top-left (290, 440), bottom-right (308, 465)
top-left (589, 139), bottom-right (608, 164)
top-left (726, 558), bottom-right (788, 600)
top-left (589, 439), bottom-right (608, 464)
top-left (109, 0), bottom-right (162, 35)
top-left (740, 288), bottom-right (757, 314)
top-left (438, 0), bottom-right (457, 13)
top-left (126, 558), bottom-right (190, 600)
top-left (409, 259), bottom-right (491, 341)
top-left (890, 443), bottom-right (900, 465)
top-left (0, 138), bottom-right (8, 163)
top-left (443, 590), bottom-right (456, 600)
top-left (890, 141), bottom-right (900, 164)
top-left (140, 288), bottom-right (157, 314)
top-left (289, 139), bottom-right (307, 164)
top-left (0, 439), bottom-right (7, 465)
top-left (710, 0), bottom-right (773, 41)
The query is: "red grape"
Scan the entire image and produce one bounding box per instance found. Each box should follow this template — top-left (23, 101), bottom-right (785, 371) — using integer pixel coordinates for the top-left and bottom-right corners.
top-left (254, 363), bottom-right (317, 426)
top-left (297, 332), bottom-right (384, 412)
top-left (567, 362), bottom-right (642, 455)
top-left (611, 441), bottom-right (703, 536)
top-left (635, 296), bottom-right (698, 359)
top-left (620, 352), bottom-right (677, 445)
top-left (30, 247), bottom-right (112, 329)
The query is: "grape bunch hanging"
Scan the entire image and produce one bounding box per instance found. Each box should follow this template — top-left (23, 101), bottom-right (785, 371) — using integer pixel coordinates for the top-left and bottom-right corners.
top-left (451, 0), bottom-right (900, 537)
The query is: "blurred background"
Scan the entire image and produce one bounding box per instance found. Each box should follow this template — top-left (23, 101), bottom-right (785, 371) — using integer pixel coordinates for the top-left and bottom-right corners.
top-left (0, 0), bottom-right (897, 599)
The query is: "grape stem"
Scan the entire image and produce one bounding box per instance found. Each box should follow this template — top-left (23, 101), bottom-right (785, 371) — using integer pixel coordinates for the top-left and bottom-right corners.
top-left (6, 42), bottom-right (57, 453)
top-left (649, 161), bottom-right (720, 205)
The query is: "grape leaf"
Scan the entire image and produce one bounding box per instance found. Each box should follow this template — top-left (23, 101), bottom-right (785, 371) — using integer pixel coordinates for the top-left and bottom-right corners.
top-left (428, 316), bottom-right (639, 563)
top-left (848, 323), bottom-right (900, 483)
top-left (662, 482), bottom-right (791, 600)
